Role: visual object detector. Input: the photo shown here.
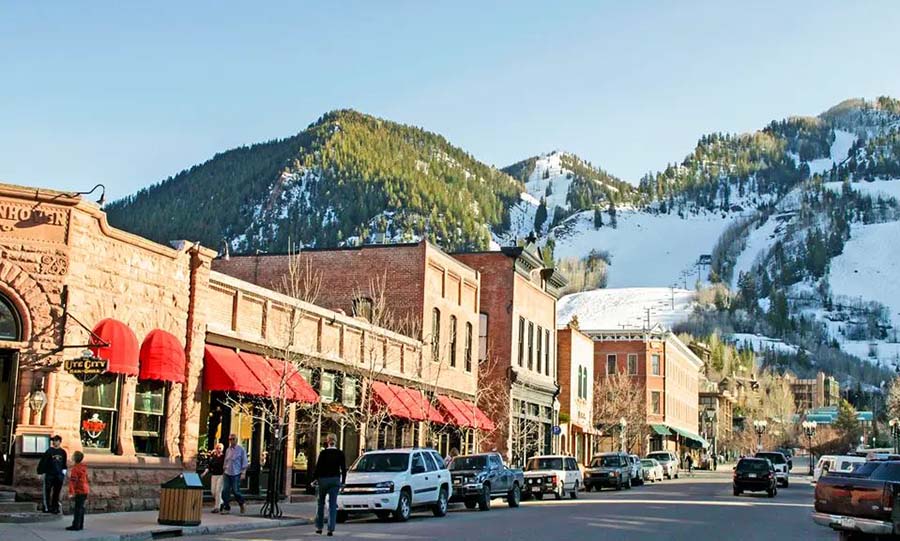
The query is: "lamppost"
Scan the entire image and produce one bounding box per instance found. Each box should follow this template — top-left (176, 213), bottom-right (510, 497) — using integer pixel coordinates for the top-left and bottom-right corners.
top-left (889, 418), bottom-right (900, 454)
top-left (801, 421), bottom-right (817, 476)
top-left (752, 420), bottom-right (767, 451)
top-left (619, 417), bottom-right (627, 453)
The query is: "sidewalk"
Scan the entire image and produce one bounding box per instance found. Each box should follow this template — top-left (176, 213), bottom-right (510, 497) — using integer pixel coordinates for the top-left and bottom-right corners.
top-left (0, 501), bottom-right (317, 541)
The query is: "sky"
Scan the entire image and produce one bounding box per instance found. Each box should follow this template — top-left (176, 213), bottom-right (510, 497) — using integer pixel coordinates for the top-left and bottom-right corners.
top-left (2, 1), bottom-right (899, 201)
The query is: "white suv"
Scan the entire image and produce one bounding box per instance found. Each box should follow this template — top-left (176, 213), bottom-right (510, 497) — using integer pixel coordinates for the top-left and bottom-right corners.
top-left (337, 448), bottom-right (452, 522)
top-left (523, 455), bottom-right (583, 499)
top-left (646, 451), bottom-right (680, 479)
top-left (755, 451), bottom-right (791, 487)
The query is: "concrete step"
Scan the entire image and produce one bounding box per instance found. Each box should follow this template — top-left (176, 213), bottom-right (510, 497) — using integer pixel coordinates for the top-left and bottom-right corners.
top-left (289, 493), bottom-right (315, 503)
top-left (0, 502), bottom-right (39, 513)
top-left (0, 512), bottom-right (63, 524)
top-left (0, 492), bottom-right (14, 503)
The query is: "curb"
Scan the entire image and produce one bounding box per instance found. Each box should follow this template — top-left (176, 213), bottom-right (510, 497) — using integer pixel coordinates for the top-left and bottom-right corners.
top-left (72, 517), bottom-right (313, 541)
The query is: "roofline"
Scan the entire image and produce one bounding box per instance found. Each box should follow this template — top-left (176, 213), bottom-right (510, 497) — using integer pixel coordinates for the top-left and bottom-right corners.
top-left (225, 240), bottom-right (423, 258)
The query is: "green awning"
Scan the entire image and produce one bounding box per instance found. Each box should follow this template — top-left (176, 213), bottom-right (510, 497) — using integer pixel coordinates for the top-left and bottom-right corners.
top-left (670, 426), bottom-right (710, 448)
top-left (650, 424), bottom-right (671, 436)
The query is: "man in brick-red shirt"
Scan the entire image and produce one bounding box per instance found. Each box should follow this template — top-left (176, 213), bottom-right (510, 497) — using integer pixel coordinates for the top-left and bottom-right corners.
top-left (67, 451), bottom-right (89, 531)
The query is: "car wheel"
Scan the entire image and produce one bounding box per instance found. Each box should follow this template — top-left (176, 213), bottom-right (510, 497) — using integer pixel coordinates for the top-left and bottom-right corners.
top-left (783, 478), bottom-right (789, 488)
top-left (394, 489), bottom-right (412, 522)
top-left (674, 472), bottom-right (679, 479)
top-left (336, 510), bottom-right (348, 523)
top-left (464, 498), bottom-right (477, 509)
top-left (626, 477), bottom-right (632, 490)
top-left (585, 484), bottom-right (593, 492)
top-left (432, 486), bottom-right (449, 517)
top-left (554, 483), bottom-right (564, 500)
top-left (615, 479), bottom-right (622, 491)
top-left (375, 510), bottom-right (392, 521)
top-left (733, 487), bottom-right (741, 496)
top-left (478, 484), bottom-right (492, 511)
top-left (507, 483), bottom-right (521, 508)
top-left (570, 481), bottom-right (579, 499)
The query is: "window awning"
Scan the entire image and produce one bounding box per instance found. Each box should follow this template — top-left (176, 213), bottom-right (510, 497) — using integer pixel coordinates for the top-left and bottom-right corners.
top-left (669, 425), bottom-right (709, 448)
top-left (139, 329), bottom-right (186, 383)
top-left (436, 395), bottom-right (496, 431)
top-left (203, 345), bottom-right (318, 403)
top-left (650, 424), bottom-right (671, 436)
top-left (370, 381), bottom-right (444, 423)
top-left (89, 318), bottom-right (139, 376)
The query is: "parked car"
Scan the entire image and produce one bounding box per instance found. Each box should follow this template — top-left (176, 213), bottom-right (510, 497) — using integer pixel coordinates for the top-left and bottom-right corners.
top-left (628, 454), bottom-right (645, 486)
top-left (646, 451), bottom-right (680, 479)
top-left (813, 455), bottom-right (865, 483)
top-left (812, 459), bottom-right (900, 537)
top-left (523, 455), bottom-right (582, 499)
top-left (755, 451), bottom-right (791, 487)
top-left (337, 448), bottom-right (451, 522)
top-left (448, 452), bottom-right (524, 511)
top-left (584, 452), bottom-right (631, 491)
top-left (733, 457), bottom-right (777, 497)
top-left (641, 458), bottom-right (664, 482)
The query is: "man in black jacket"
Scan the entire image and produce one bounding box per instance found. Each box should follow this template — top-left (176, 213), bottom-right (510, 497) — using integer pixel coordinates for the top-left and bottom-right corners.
top-left (38, 435), bottom-right (67, 514)
top-left (313, 433), bottom-right (347, 536)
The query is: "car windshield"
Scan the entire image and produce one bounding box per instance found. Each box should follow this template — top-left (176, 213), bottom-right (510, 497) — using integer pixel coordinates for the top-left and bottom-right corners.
top-left (737, 460), bottom-right (769, 473)
top-left (591, 456), bottom-right (621, 468)
top-left (526, 457), bottom-right (563, 471)
top-left (351, 453), bottom-right (409, 473)
top-left (647, 453), bottom-right (670, 462)
top-left (449, 456), bottom-right (487, 471)
top-left (756, 453), bottom-right (786, 464)
top-left (641, 460), bottom-right (656, 467)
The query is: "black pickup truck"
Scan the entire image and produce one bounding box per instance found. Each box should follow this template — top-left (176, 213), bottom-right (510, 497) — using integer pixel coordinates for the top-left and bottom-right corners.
top-left (448, 452), bottom-right (525, 511)
top-left (813, 460), bottom-right (900, 539)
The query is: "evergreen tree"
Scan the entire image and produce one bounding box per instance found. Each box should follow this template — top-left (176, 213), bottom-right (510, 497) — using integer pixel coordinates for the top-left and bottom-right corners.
top-left (594, 208), bottom-right (603, 229)
top-left (833, 399), bottom-right (862, 448)
top-left (534, 199), bottom-right (548, 233)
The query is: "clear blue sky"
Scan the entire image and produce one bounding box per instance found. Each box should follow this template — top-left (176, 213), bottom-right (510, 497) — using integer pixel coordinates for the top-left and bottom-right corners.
top-left (2, 1), bottom-right (899, 201)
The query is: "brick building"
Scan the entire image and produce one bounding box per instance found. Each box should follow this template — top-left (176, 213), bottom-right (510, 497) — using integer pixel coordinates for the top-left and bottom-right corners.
top-left (0, 184), bottom-right (492, 513)
top-left (787, 371), bottom-right (840, 412)
top-left (453, 245), bottom-right (566, 466)
top-left (698, 377), bottom-right (736, 461)
top-left (556, 323), bottom-right (596, 464)
top-left (584, 328), bottom-right (705, 456)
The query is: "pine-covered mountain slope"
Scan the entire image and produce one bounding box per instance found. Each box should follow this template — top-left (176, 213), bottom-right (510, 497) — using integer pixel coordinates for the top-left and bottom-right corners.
top-left (106, 109), bottom-right (523, 252)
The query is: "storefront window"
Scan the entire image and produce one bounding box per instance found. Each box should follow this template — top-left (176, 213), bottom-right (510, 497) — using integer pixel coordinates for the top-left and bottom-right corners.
top-left (134, 380), bottom-right (166, 455)
top-left (81, 375), bottom-right (120, 451)
top-left (342, 376), bottom-right (358, 407)
top-left (320, 372), bottom-right (335, 403)
top-left (0, 294), bottom-right (20, 341)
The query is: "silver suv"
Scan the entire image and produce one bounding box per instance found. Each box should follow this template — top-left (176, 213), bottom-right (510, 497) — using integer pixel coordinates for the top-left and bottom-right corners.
top-left (646, 451), bottom-right (679, 479)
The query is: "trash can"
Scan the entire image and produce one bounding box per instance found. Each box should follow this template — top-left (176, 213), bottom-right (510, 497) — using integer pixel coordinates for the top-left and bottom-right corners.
top-left (158, 472), bottom-right (204, 526)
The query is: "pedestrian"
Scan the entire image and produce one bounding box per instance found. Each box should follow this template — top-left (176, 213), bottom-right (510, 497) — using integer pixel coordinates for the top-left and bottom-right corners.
top-left (37, 434), bottom-right (67, 514)
top-left (66, 451), bottom-right (89, 531)
top-left (313, 433), bottom-right (347, 536)
top-left (712, 453), bottom-right (718, 471)
top-left (686, 454), bottom-right (694, 476)
top-left (221, 434), bottom-right (248, 514)
top-left (444, 447), bottom-right (459, 467)
top-left (202, 443), bottom-right (225, 513)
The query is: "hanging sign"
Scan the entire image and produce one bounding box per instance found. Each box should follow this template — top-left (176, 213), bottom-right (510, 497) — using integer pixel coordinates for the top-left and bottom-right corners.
top-left (65, 356), bottom-right (109, 383)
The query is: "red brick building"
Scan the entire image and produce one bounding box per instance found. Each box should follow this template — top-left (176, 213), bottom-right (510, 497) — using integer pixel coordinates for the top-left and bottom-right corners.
top-left (453, 245), bottom-right (566, 465)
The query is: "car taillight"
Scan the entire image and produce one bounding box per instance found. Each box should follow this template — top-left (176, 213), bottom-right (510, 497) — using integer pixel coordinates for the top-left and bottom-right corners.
top-left (882, 487), bottom-right (894, 511)
top-left (768, 473), bottom-right (774, 479)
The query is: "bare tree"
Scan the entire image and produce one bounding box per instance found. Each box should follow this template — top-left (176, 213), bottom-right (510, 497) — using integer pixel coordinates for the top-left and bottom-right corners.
top-left (592, 374), bottom-right (648, 453)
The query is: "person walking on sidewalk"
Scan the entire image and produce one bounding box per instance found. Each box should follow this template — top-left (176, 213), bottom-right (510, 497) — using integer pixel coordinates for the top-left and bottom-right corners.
top-left (66, 451), bottom-right (89, 531)
top-left (37, 434), bottom-right (67, 514)
top-left (685, 453), bottom-right (694, 477)
top-left (202, 443), bottom-right (226, 513)
top-left (313, 433), bottom-right (347, 536)
top-left (221, 434), bottom-right (248, 514)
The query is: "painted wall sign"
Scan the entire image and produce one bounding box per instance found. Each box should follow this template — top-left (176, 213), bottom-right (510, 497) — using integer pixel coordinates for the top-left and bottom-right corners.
top-left (0, 199), bottom-right (69, 244)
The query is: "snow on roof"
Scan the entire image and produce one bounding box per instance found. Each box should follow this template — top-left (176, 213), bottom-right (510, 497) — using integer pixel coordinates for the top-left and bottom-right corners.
top-left (556, 287), bottom-right (696, 331)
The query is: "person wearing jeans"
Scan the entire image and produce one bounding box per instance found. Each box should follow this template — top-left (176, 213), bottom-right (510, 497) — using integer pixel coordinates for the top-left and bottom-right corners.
top-left (66, 451), bottom-right (89, 531)
top-left (222, 434), bottom-right (248, 514)
top-left (314, 433), bottom-right (347, 536)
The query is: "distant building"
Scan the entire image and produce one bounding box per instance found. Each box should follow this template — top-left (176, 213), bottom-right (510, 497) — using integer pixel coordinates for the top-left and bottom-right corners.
top-left (787, 371), bottom-right (840, 412)
top-left (699, 377), bottom-right (736, 459)
top-left (556, 323), bottom-right (597, 464)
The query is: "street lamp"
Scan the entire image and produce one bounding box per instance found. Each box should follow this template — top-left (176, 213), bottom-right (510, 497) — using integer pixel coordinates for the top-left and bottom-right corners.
top-left (619, 417), bottom-right (627, 453)
top-left (889, 418), bottom-right (900, 454)
top-left (752, 420), bottom-right (768, 451)
top-left (801, 421), bottom-right (817, 476)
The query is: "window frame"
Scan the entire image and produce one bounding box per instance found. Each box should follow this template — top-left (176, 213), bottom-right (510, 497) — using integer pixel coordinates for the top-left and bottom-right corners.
top-left (536, 325), bottom-right (543, 374)
top-left (545, 329), bottom-right (551, 376)
top-left (651, 354), bottom-right (661, 376)
top-left (0, 293), bottom-right (21, 341)
top-left (627, 354), bottom-right (638, 375)
top-left (449, 315), bottom-right (458, 367)
top-left (651, 391), bottom-right (661, 414)
top-left (464, 322), bottom-right (473, 372)
top-left (527, 321), bottom-right (534, 370)
top-left (431, 308), bottom-right (441, 362)
top-left (517, 317), bottom-right (525, 366)
top-left (80, 374), bottom-right (122, 453)
top-left (478, 312), bottom-right (489, 362)
top-left (133, 379), bottom-right (167, 456)
top-left (606, 354), bottom-right (617, 376)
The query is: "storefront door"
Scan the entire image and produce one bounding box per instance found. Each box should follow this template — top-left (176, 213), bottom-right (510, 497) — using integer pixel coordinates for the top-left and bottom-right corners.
top-left (0, 350), bottom-right (17, 485)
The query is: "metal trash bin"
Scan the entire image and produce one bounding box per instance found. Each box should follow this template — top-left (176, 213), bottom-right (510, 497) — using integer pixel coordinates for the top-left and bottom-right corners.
top-left (158, 472), bottom-right (203, 526)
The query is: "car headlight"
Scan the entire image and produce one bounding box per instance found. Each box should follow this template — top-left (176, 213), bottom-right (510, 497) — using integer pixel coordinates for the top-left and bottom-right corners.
top-left (374, 481), bottom-right (394, 494)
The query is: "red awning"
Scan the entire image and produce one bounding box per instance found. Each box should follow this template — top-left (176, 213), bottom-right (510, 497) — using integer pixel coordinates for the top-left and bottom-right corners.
top-left (370, 381), bottom-right (444, 423)
top-left (89, 318), bottom-right (139, 376)
top-left (436, 395), bottom-right (495, 431)
top-left (203, 345), bottom-right (318, 403)
top-left (139, 329), bottom-right (186, 383)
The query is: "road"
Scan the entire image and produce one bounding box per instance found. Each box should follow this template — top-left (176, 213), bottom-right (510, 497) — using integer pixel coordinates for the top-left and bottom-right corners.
top-left (201, 470), bottom-right (823, 541)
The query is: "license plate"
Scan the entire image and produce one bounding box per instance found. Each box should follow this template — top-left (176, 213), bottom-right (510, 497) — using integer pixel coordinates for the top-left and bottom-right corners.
top-left (747, 473), bottom-right (756, 478)
top-left (530, 486), bottom-right (540, 492)
top-left (839, 517), bottom-right (856, 529)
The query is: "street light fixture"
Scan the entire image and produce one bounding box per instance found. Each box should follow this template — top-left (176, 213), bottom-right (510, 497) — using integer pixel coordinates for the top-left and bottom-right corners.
top-left (889, 418), bottom-right (900, 454)
top-left (619, 417), bottom-right (627, 453)
top-left (801, 420), bottom-right (817, 476)
top-left (752, 420), bottom-right (768, 451)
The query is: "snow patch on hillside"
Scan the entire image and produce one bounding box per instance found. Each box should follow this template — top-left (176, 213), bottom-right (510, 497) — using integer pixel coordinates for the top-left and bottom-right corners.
top-left (823, 179), bottom-right (900, 202)
top-left (829, 221), bottom-right (900, 323)
top-left (553, 209), bottom-right (741, 288)
top-left (807, 129), bottom-right (857, 176)
top-left (504, 151), bottom-right (573, 240)
top-left (730, 215), bottom-right (781, 288)
top-left (557, 287), bottom-right (696, 330)
top-left (728, 333), bottom-right (800, 355)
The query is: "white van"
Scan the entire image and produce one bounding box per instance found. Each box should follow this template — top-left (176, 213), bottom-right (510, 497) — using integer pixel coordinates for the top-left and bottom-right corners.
top-left (812, 455), bottom-right (865, 483)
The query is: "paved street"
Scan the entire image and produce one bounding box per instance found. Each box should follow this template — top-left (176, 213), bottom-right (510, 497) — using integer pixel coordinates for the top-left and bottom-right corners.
top-left (201, 470), bottom-right (821, 541)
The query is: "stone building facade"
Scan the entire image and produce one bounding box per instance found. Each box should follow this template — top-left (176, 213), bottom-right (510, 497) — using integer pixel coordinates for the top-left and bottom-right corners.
top-left (453, 245), bottom-right (566, 466)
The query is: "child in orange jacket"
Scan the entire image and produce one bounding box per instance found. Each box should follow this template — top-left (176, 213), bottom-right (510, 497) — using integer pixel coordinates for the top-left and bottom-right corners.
top-left (67, 451), bottom-right (89, 531)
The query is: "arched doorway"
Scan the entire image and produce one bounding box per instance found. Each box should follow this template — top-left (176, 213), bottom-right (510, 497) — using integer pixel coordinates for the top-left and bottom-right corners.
top-left (0, 292), bottom-right (22, 485)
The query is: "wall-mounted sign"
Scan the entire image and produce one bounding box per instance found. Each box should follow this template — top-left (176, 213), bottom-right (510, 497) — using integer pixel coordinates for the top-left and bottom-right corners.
top-left (0, 199), bottom-right (70, 244)
top-left (65, 356), bottom-right (108, 383)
